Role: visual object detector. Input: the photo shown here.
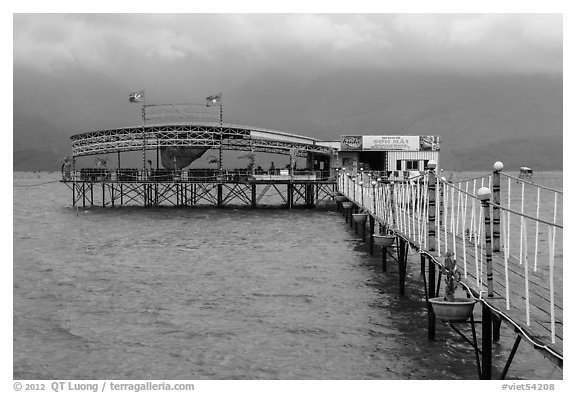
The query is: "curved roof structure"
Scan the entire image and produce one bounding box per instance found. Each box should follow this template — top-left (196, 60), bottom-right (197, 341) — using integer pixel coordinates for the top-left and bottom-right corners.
top-left (70, 122), bottom-right (339, 158)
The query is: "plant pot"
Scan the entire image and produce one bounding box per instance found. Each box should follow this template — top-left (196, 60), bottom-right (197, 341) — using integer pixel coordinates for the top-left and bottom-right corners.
top-left (428, 297), bottom-right (477, 322)
top-left (372, 234), bottom-right (395, 247)
top-left (334, 195), bottom-right (348, 203)
top-left (352, 213), bottom-right (368, 224)
top-left (341, 202), bottom-right (353, 209)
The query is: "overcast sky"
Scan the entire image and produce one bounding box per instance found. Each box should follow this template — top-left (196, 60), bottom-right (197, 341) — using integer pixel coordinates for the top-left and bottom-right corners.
top-left (11, 12), bottom-right (565, 171)
top-left (14, 13), bottom-right (562, 80)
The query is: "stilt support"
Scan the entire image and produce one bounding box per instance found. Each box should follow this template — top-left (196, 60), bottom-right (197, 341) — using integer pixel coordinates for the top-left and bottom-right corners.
top-left (482, 303), bottom-right (493, 380)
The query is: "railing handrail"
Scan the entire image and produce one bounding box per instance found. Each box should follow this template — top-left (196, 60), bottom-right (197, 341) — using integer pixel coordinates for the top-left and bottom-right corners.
top-left (501, 172), bottom-right (563, 194)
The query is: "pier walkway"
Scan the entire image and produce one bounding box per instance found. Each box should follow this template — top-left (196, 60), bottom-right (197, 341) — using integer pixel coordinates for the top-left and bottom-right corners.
top-left (336, 163), bottom-right (562, 379)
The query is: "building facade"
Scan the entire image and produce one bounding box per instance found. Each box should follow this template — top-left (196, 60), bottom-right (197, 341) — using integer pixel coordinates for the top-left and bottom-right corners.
top-left (337, 135), bottom-right (440, 178)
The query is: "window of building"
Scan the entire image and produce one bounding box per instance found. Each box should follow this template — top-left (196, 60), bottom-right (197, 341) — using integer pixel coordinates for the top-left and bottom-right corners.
top-left (406, 160), bottom-right (419, 170)
top-left (396, 160), bottom-right (402, 170)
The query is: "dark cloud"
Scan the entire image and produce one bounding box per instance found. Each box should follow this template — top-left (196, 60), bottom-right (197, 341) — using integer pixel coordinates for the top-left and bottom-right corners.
top-left (14, 14), bottom-right (562, 77)
top-left (12, 13), bottom-right (563, 170)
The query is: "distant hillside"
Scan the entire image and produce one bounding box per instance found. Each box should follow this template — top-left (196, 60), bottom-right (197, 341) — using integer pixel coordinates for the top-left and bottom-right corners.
top-left (14, 149), bottom-right (65, 172)
top-left (13, 67), bottom-right (562, 171)
top-left (451, 135), bottom-right (563, 171)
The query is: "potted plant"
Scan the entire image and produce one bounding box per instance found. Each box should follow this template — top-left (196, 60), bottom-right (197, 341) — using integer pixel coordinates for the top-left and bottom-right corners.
top-left (352, 211), bottom-right (368, 224)
top-left (373, 234), bottom-right (395, 247)
top-left (428, 252), bottom-right (476, 322)
top-left (341, 201), bottom-right (353, 209)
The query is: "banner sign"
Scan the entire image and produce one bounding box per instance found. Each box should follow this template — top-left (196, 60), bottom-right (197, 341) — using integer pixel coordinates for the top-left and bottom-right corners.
top-left (419, 135), bottom-right (441, 151)
top-left (341, 135), bottom-right (440, 151)
top-left (340, 135), bottom-right (363, 151)
top-left (363, 135), bottom-right (420, 151)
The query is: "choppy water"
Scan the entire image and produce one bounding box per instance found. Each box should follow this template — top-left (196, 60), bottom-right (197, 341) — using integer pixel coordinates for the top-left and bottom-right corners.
top-left (13, 172), bottom-right (562, 380)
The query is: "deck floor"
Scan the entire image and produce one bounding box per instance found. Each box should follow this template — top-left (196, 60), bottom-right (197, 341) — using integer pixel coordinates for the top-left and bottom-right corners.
top-left (395, 227), bottom-right (562, 364)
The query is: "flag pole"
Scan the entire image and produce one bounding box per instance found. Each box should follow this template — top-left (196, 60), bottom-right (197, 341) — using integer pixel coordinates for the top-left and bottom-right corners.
top-left (142, 90), bottom-right (147, 174)
top-left (219, 95), bottom-right (223, 174)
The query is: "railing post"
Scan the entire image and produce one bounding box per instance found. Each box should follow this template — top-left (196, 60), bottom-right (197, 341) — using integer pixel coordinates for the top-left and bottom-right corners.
top-left (371, 180), bottom-right (377, 216)
top-left (427, 161), bottom-right (437, 252)
top-left (478, 187), bottom-right (494, 297)
top-left (426, 161), bottom-right (437, 340)
top-left (389, 182), bottom-right (395, 227)
top-left (492, 161), bottom-right (503, 252)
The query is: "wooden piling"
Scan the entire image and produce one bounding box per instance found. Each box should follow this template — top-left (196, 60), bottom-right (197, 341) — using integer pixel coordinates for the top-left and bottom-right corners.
top-left (251, 183), bottom-right (257, 208)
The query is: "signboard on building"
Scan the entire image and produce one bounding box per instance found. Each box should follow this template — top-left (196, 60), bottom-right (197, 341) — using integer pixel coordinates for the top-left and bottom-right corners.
top-left (363, 135), bottom-right (420, 151)
top-left (419, 136), bottom-right (441, 151)
top-left (340, 135), bottom-right (440, 151)
top-left (340, 135), bottom-right (363, 151)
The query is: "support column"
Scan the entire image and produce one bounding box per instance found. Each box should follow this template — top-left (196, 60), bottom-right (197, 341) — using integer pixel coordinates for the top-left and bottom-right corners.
top-left (381, 246), bottom-right (387, 272)
top-left (251, 183), bottom-right (257, 208)
top-left (398, 237), bottom-right (407, 296)
top-left (369, 215), bottom-right (375, 255)
top-left (493, 314), bottom-right (502, 342)
top-left (482, 303), bottom-right (493, 379)
top-left (287, 183), bottom-right (293, 209)
top-left (428, 257), bottom-right (436, 340)
top-left (217, 183), bottom-right (223, 208)
top-left (349, 205), bottom-right (354, 229)
top-left (310, 184), bottom-right (315, 207)
top-left (183, 184), bottom-right (188, 206)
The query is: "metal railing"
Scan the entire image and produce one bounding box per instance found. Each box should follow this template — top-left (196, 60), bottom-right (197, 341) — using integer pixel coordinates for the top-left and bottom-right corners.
top-left (337, 162), bottom-right (563, 346)
top-left (63, 168), bottom-right (333, 183)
